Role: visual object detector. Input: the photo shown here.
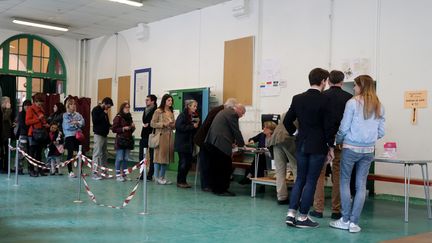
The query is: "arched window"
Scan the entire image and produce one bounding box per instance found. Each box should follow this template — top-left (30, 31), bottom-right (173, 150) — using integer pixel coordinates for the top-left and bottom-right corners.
top-left (0, 34), bottom-right (66, 110)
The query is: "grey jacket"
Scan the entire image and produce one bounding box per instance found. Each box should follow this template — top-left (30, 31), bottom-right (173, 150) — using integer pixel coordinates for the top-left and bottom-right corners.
top-left (205, 108), bottom-right (245, 156)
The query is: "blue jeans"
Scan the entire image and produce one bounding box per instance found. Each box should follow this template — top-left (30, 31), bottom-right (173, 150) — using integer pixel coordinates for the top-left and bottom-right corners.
top-left (289, 145), bottom-right (326, 215)
top-left (115, 149), bottom-right (130, 175)
top-left (340, 148), bottom-right (373, 224)
top-left (154, 163), bottom-right (167, 178)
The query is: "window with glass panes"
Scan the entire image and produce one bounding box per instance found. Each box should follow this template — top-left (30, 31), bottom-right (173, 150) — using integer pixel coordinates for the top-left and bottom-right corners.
top-left (0, 34), bottom-right (67, 112)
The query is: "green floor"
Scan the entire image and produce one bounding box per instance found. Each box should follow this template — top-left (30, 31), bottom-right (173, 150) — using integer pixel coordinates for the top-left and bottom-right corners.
top-left (1, 169), bottom-right (432, 243)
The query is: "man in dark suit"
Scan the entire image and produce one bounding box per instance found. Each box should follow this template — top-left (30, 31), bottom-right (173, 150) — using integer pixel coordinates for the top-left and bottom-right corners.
top-left (284, 68), bottom-right (334, 228)
top-left (310, 70), bottom-right (353, 220)
top-left (139, 94), bottom-right (157, 181)
top-left (205, 103), bottom-right (245, 196)
top-left (194, 98), bottom-right (237, 191)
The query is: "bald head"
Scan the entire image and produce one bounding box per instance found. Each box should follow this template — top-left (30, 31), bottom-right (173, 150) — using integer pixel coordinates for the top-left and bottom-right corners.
top-left (233, 103), bottom-right (246, 118)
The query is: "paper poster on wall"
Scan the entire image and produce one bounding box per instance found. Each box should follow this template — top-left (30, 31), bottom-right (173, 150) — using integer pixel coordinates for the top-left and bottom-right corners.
top-left (260, 59), bottom-right (281, 81)
top-left (259, 81), bottom-right (281, 96)
top-left (404, 90), bottom-right (427, 125)
top-left (134, 68), bottom-right (151, 111)
top-left (341, 58), bottom-right (371, 80)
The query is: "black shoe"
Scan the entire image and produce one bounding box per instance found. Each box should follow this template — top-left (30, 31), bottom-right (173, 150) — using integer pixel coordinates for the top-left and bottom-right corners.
top-left (18, 169), bottom-right (24, 175)
top-left (295, 217), bottom-right (319, 228)
top-left (39, 170), bottom-right (47, 176)
top-left (309, 210), bottom-right (323, 218)
top-left (202, 187), bottom-right (212, 192)
top-left (331, 212), bottom-right (342, 220)
top-left (285, 216), bottom-right (296, 227)
top-left (215, 191), bottom-right (236, 197)
top-left (29, 171), bottom-right (39, 177)
top-left (277, 199), bottom-right (290, 205)
top-left (146, 176), bottom-right (153, 182)
top-left (239, 177), bottom-right (251, 185)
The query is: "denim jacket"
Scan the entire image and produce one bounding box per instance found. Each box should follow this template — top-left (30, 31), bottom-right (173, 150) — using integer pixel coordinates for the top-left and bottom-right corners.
top-left (62, 112), bottom-right (85, 138)
top-left (336, 98), bottom-right (385, 147)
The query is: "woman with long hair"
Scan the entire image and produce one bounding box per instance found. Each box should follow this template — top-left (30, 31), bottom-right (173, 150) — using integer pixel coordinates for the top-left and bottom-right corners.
top-left (25, 95), bottom-right (49, 177)
top-left (1, 97), bottom-right (13, 173)
top-left (150, 94), bottom-right (175, 185)
top-left (112, 102), bottom-right (135, 182)
top-left (62, 98), bottom-right (85, 178)
top-left (16, 100), bottom-right (32, 175)
top-left (330, 75), bottom-right (385, 233)
top-left (48, 102), bottom-right (66, 131)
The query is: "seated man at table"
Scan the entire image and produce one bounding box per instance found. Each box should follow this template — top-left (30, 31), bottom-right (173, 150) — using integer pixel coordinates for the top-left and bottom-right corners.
top-left (239, 121), bottom-right (276, 185)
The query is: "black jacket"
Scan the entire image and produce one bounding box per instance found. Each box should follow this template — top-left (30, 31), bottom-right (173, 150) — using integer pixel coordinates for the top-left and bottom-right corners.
top-left (283, 89), bottom-right (332, 155)
top-left (174, 109), bottom-right (199, 153)
top-left (91, 105), bottom-right (111, 137)
top-left (140, 105), bottom-right (156, 139)
top-left (17, 111), bottom-right (29, 137)
top-left (193, 105), bottom-right (224, 147)
top-left (322, 86), bottom-right (353, 145)
top-left (47, 112), bottom-right (64, 131)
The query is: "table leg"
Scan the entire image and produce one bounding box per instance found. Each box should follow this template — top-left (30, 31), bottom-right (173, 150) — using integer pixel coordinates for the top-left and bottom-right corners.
top-left (422, 164), bottom-right (432, 219)
top-left (404, 164), bottom-right (408, 222)
top-left (254, 153), bottom-right (259, 179)
top-left (406, 165), bottom-right (411, 222)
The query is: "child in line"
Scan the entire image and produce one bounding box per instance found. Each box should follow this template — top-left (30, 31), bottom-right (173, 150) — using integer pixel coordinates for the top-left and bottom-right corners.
top-left (46, 123), bottom-right (64, 175)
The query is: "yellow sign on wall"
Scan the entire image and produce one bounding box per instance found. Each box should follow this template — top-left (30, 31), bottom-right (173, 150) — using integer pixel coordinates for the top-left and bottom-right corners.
top-left (404, 90), bottom-right (428, 108)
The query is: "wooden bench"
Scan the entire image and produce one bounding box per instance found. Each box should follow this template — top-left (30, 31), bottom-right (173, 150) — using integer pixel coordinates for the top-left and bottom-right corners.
top-left (367, 174), bottom-right (432, 186)
top-left (250, 176), bottom-right (294, 197)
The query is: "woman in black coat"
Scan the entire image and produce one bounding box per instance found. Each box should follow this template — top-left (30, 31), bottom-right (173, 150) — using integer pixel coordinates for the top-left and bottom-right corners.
top-left (174, 100), bottom-right (200, 188)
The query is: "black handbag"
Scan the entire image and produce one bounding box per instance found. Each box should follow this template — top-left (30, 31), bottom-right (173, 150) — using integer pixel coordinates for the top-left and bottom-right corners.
top-left (32, 127), bottom-right (48, 144)
top-left (118, 135), bottom-right (134, 150)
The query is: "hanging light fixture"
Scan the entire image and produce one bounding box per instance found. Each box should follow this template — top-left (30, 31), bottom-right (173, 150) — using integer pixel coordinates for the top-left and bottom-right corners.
top-left (108, 0), bottom-right (143, 7)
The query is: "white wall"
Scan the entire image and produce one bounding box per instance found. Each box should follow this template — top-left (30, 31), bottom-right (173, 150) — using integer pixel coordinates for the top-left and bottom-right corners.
top-left (0, 29), bottom-right (79, 96)
top-left (86, 0), bottom-right (432, 198)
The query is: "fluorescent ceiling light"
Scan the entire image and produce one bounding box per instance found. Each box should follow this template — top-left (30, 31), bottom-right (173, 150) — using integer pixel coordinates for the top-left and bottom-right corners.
top-left (12, 19), bottom-right (69, 32)
top-left (109, 0), bottom-right (143, 7)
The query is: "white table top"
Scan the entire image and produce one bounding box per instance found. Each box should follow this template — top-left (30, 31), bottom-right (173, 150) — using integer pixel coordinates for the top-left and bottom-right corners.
top-left (374, 157), bottom-right (432, 164)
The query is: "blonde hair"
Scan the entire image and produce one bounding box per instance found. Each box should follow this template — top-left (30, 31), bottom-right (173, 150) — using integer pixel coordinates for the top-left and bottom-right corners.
top-left (1, 96), bottom-right (10, 107)
top-left (65, 98), bottom-right (76, 112)
top-left (263, 121), bottom-right (277, 131)
top-left (354, 75), bottom-right (382, 119)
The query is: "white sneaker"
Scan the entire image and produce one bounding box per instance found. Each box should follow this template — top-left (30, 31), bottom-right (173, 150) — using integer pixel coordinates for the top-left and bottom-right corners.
top-left (69, 172), bottom-right (77, 178)
top-left (164, 179), bottom-right (172, 185)
top-left (349, 222), bottom-right (361, 233)
top-left (123, 175), bottom-right (131, 181)
top-left (329, 218), bottom-right (350, 230)
top-left (92, 174), bottom-right (102, 180)
top-left (157, 178), bottom-right (166, 185)
top-left (116, 176), bottom-right (125, 182)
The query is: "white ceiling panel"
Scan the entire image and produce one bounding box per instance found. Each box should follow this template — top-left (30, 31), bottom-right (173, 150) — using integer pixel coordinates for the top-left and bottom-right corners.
top-left (0, 0), bottom-right (230, 39)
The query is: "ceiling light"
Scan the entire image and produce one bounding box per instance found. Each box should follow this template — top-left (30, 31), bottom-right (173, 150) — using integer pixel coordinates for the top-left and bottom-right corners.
top-left (12, 19), bottom-right (69, 32)
top-left (109, 0), bottom-right (143, 7)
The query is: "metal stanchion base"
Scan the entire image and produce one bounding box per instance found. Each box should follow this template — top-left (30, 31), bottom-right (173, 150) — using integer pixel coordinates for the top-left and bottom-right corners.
top-left (73, 200), bottom-right (83, 203)
top-left (138, 211), bottom-right (149, 215)
top-left (12, 184), bottom-right (19, 187)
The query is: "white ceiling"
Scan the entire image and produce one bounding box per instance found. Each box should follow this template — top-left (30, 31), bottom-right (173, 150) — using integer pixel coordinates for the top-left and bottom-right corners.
top-left (0, 0), bottom-right (229, 39)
